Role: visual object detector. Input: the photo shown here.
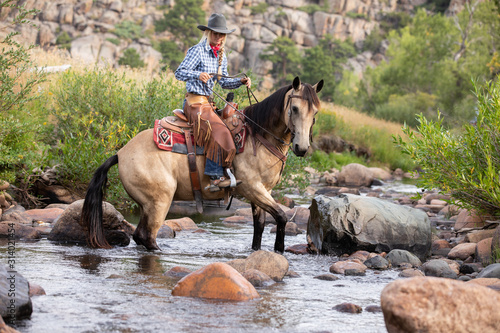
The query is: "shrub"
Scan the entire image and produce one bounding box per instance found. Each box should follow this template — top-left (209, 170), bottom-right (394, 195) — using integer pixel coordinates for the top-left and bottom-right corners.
top-left (395, 78), bottom-right (500, 217)
top-left (113, 21), bottom-right (143, 40)
top-left (118, 48), bottom-right (145, 68)
top-left (249, 3), bottom-right (268, 15)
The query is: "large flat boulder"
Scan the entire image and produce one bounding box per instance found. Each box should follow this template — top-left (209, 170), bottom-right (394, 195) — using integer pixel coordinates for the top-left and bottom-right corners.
top-left (307, 194), bottom-right (431, 260)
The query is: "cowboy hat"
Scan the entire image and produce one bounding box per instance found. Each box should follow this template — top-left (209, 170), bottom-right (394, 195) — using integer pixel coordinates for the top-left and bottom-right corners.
top-left (197, 13), bottom-right (235, 34)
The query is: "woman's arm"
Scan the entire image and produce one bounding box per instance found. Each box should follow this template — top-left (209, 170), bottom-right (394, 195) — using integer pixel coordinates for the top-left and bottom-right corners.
top-left (174, 46), bottom-right (202, 82)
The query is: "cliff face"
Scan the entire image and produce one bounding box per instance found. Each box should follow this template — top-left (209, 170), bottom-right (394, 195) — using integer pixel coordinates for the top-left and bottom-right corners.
top-left (0, 0), bottom-right (465, 86)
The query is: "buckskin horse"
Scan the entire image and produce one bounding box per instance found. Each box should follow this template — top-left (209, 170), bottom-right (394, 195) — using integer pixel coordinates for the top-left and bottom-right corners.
top-left (81, 76), bottom-right (324, 252)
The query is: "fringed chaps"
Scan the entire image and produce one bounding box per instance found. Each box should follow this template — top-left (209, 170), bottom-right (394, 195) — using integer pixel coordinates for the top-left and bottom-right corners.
top-left (184, 95), bottom-right (236, 167)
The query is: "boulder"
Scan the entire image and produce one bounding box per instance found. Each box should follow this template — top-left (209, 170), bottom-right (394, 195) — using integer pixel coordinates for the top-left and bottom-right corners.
top-left (475, 238), bottom-right (492, 265)
top-left (24, 208), bottom-right (64, 223)
top-left (0, 265), bottom-right (32, 320)
top-left (0, 316), bottom-right (20, 333)
top-left (329, 260), bottom-right (367, 275)
top-left (337, 163), bottom-right (374, 187)
top-left (333, 303), bottom-right (362, 313)
top-left (156, 225), bottom-right (175, 238)
top-left (477, 263), bottom-right (500, 279)
top-left (226, 250), bottom-right (289, 282)
top-left (171, 262), bottom-right (260, 301)
top-left (48, 199), bottom-right (134, 246)
top-left (285, 243), bottom-right (310, 255)
top-left (164, 217), bottom-right (198, 231)
top-left (308, 195), bottom-right (431, 260)
top-left (399, 268), bottom-right (425, 278)
top-left (454, 209), bottom-right (487, 231)
top-left (381, 277), bottom-right (500, 333)
top-left (447, 242), bottom-right (477, 260)
top-left (364, 255), bottom-right (389, 270)
top-left (242, 269), bottom-right (276, 287)
top-left (421, 259), bottom-right (458, 279)
top-left (0, 222), bottom-right (41, 240)
top-left (385, 249), bottom-right (422, 268)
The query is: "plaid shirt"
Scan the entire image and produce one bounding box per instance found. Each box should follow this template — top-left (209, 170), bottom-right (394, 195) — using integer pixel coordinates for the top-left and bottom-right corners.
top-left (175, 40), bottom-right (242, 96)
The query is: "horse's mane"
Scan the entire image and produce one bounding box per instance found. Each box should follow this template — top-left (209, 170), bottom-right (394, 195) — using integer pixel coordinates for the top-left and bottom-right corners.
top-left (244, 83), bottom-right (320, 137)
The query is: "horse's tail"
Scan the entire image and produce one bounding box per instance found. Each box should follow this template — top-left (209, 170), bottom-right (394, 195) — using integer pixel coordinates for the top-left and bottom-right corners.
top-left (81, 155), bottom-right (119, 249)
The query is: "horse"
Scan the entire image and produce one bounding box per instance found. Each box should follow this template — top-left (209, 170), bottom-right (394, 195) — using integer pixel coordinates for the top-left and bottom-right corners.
top-left (81, 76), bottom-right (324, 252)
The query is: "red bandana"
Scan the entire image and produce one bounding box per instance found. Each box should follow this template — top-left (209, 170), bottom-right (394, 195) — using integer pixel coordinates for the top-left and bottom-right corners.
top-left (210, 44), bottom-right (220, 57)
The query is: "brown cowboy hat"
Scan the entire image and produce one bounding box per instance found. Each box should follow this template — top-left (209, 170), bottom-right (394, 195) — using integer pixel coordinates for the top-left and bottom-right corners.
top-left (197, 13), bottom-right (235, 34)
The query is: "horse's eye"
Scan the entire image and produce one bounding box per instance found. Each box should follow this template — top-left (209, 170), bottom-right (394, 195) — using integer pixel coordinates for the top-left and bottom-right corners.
top-left (292, 106), bottom-right (299, 114)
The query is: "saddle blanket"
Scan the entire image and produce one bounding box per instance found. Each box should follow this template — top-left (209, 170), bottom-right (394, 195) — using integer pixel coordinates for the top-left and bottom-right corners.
top-left (153, 119), bottom-right (247, 154)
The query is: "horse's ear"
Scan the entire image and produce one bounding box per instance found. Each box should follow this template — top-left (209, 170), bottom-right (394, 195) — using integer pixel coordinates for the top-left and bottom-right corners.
top-left (313, 80), bottom-right (324, 93)
top-left (292, 76), bottom-right (301, 90)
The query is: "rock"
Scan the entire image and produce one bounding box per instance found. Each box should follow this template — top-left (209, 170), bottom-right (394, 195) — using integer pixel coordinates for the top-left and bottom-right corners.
top-left (171, 262), bottom-right (260, 301)
top-left (48, 199), bottom-right (134, 245)
top-left (156, 225), bottom-right (175, 238)
top-left (431, 239), bottom-right (452, 256)
top-left (314, 273), bottom-right (339, 281)
top-left (270, 221), bottom-right (301, 236)
top-left (447, 242), bottom-right (476, 260)
top-left (333, 303), bottom-right (362, 313)
top-left (164, 217), bottom-right (197, 231)
top-left (365, 305), bottom-right (383, 313)
top-left (347, 250), bottom-right (370, 262)
top-left (308, 195), bottom-right (431, 260)
top-left (329, 260), bottom-right (367, 275)
top-left (222, 216), bottom-right (249, 224)
top-left (337, 163), bottom-right (374, 187)
top-left (0, 222), bottom-right (41, 240)
top-left (385, 249), bottom-right (422, 268)
top-left (466, 277), bottom-right (500, 290)
top-left (364, 255), bottom-right (389, 270)
top-left (0, 180), bottom-right (9, 191)
top-left (421, 259), bottom-right (458, 279)
top-left (243, 250), bottom-right (289, 282)
top-left (465, 228), bottom-right (496, 243)
top-left (286, 206), bottom-right (309, 229)
top-left (368, 167), bottom-right (392, 181)
top-left (381, 277), bottom-right (500, 333)
top-left (285, 243), bottom-right (310, 255)
top-left (28, 283), bottom-right (46, 297)
top-left (33, 181), bottom-right (80, 204)
top-left (399, 268), bottom-right (425, 278)
top-left (0, 265), bottom-right (32, 320)
top-left (163, 266), bottom-right (192, 280)
top-left (459, 263), bottom-right (482, 274)
top-left (0, 208), bottom-right (30, 224)
top-left (0, 316), bottom-right (21, 333)
top-left (24, 208), bottom-right (64, 223)
top-left (477, 263), bottom-right (500, 279)
top-left (475, 238), bottom-right (492, 265)
top-left (345, 268), bottom-right (366, 276)
top-left (242, 269), bottom-right (276, 287)
top-left (454, 209), bottom-right (487, 231)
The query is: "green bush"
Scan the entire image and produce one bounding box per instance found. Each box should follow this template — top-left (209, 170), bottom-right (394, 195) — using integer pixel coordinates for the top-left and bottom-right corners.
top-left (55, 31), bottom-right (72, 50)
top-left (118, 48), bottom-right (145, 68)
top-left (48, 68), bottom-right (185, 205)
top-left (113, 21), bottom-right (143, 40)
top-left (374, 92), bottom-right (438, 127)
top-left (395, 78), bottom-right (500, 217)
top-left (249, 3), bottom-right (268, 14)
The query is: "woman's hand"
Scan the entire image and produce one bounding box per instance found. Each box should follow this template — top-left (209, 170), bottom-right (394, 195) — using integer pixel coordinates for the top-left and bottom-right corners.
top-left (241, 77), bottom-right (251, 88)
top-left (199, 72), bottom-right (213, 83)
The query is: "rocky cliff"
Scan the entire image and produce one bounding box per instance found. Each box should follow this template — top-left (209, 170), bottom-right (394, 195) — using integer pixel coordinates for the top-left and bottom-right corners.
top-left (1, 0), bottom-right (468, 88)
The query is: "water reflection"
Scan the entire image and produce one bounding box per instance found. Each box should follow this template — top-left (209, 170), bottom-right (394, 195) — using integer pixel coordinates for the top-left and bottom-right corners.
top-left (137, 255), bottom-right (163, 275)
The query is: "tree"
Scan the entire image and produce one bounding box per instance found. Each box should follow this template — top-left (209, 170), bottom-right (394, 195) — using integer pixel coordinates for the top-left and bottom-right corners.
top-left (154, 0), bottom-right (205, 52)
top-left (157, 40), bottom-right (185, 71)
top-left (260, 36), bottom-right (302, 86)
top-left (118, 48), bottom-right (145, 68)
top-left (301, 35), bottom-right (356, 101)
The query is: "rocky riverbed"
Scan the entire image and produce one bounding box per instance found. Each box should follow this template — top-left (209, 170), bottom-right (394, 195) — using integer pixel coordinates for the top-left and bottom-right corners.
top-left (1, 163), bottom-right (500, 332)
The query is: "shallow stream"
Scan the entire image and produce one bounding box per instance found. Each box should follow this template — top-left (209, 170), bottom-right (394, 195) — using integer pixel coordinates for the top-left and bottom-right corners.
top-left (1, 181), bottom-right (421, 333)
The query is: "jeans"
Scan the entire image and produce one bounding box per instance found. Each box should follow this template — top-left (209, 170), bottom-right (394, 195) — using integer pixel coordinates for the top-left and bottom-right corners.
top-left (204, 158), bottom-right (224, 177)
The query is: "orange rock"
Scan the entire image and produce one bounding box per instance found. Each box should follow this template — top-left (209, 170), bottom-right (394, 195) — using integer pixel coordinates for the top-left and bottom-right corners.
top-left (164, 217), bottom-right (198, 231)
top-left (172, 262), bottom-right (260, 301)
top-left (25, 208), bottom-right (64, 223)
top-left (454, 209), bottom-right (487, 230)
top-left (475, 238), bottom-right (493, 265)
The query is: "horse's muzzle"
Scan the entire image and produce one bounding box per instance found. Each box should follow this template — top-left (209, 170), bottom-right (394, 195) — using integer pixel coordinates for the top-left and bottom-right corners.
top-left (293, 144), bottom-right (308, 157)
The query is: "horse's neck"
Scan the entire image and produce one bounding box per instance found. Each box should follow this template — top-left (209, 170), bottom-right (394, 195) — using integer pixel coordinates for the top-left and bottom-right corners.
top-left (262, 122), bottom-right (291, 155)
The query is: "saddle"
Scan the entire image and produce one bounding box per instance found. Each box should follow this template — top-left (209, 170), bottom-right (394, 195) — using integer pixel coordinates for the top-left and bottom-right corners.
top-left (156, 103), bottom-right (245, 213)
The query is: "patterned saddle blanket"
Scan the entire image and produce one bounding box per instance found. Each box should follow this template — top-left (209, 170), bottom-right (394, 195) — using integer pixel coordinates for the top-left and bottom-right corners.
top-left (153, 115), bottom-right (247, 155)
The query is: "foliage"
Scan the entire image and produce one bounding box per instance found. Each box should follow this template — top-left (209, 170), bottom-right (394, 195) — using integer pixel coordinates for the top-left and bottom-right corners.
top-left (112, 20), bottom-right (143, 41)
top-left (301, 35), bottom-right (356, 101)
top-left (154, 0), bottom-right (205, 51)
top-left (118, 48), bottom-right (145, 68)
top-left (260, 36), bottom-right (302, 86)
top-left (374, 92), bottom-right (437, 127)
top-left (249, 3), bottom-right (268, 15)
top-left (55, 31), bottom-right (71, 50)
top-left (0, 0), bottom-right (48, 183)
top-left (106, 37), bottom-right (120, 46)
top-left (395, 78), bottom-right (500, 217)
top-left (47, 68), bottom-right (185, 204)
top-left (156, 40), bottom-right (184, 71)
top-left (346, 12), bottom-right (368, 20)
top-left (276, 152), bottom-right (311, 193)
top-left (297, 4), bottom-right (329, 14)
top-left (309, 150), bottom-right (365, 172)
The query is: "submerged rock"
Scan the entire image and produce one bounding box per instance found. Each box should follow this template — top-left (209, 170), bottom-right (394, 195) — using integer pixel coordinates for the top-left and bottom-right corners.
top-left (333, 303), bottom-right (362, 314)
top-left (0, 265), bottom-right (32, 320)
top-left (227, 250), bottom-right (289, 282)
top-left (381, 277), bottom-right (500, 333)
top-left (242, 269), bottom-right (276, 287)
top-left (171, 262), bottom-right (260, 301)
top-left (308, 195), bottom-right (431, 260)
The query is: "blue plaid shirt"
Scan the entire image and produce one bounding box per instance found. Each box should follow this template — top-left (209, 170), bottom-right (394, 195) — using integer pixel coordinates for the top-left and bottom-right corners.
top-left (174, 40), bottom-right (242, 96)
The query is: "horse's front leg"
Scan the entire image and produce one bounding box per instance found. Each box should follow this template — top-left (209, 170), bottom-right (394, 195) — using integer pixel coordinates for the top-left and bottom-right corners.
top-left (251, 203), bottom-right (266, 250)
top-left (249, 191), bottom-right (288, 253)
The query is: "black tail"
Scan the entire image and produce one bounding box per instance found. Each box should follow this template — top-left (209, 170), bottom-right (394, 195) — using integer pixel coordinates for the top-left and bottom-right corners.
top-left (81, 155), bottom-right (119, 249)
